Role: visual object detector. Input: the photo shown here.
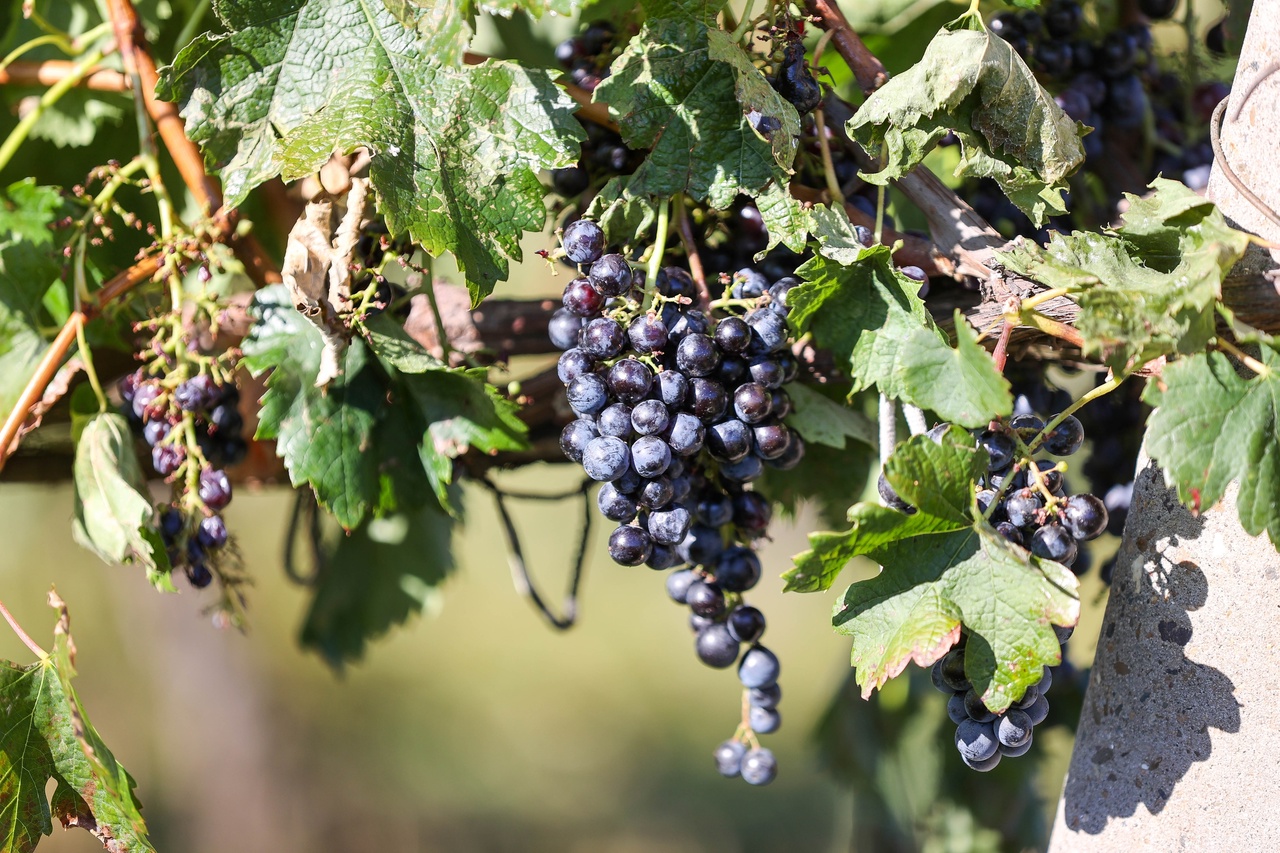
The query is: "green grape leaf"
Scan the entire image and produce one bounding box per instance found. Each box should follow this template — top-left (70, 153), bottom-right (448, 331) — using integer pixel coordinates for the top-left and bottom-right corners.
top-left (157, 0), bottom-right (585, 305)
top-left (71, 413), bottom-right (172, 590)
top-left (998, 179), bottom-right (1250, 372)
top-left (583, 175), bottom-right (660, 251)
top-left (0, 181), bottom-right (69, 418)
top-left (762, 437), bottom-right (876, 530)
top-left (789, 433), bottom-right (1078, 711)
top-left (242, 286), bottom-right (386, 529)
top-left (301, 502), bottom-right (457, 668)
top-left (595, 17), bottom-right (798, 210)
top-left (29, 89), bottom-right (126, 149)
top-left (641, 0), bottom-right (726, 21)
top-left (899, 311), bottom-right (1012, 427)
top-left (1143, 345), bottom-right (1280, 550)
top-left (790, 251), bottom-right (1001, 427)
top-left (384, 0), bottom-right (578, 26)
top-left (785, 382), bottom-right (876, 449)
top-left (0, 594), bottom-right (155, 853)
top-left (751, 182), bottom-right (860, 258)
top-left (847, 13), bottom-right (1085, 226)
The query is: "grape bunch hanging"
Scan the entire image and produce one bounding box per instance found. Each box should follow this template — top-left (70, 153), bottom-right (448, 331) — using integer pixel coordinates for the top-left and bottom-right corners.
top-left (550, 219), bottom-right (807, 786)
top-left (881, 412), bottom-right (1107, 770)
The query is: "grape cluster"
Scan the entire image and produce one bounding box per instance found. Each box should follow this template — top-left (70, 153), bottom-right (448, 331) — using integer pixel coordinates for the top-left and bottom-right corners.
top-left (551, 219), bottom-right (804, 786)
top-left (120, 368), bottom-right (240, 588)
top-left (969, 0), bottom-right (1230, 238)
top-left (930, 624), bottom-right (1071, 771)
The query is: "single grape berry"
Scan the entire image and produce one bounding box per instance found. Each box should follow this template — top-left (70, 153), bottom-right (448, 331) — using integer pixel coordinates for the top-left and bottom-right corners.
top-left (648, 505), bottom-right (692, 545)
top-left (707, 419), bottom-right (752, 462)
top-left (676, 334), bottom-right (720, 377)
top-left (939, 648), bottom-right (970, 692)
top-left (877, 473), bottom-right (915, 514)
top-left (598, 481), bottom-right (638, 523)
top-left (1031, 523), bottom-right (1079, 566)
top-left (749, 705), bottom-right (781, 734)
top-left (197, 514), bottom-right (228, 549)
top-left (1006, 489), bottom-right (1043, 528)
top-left (714, 317), bottom-right (752, 354)
top-left (562, 219), bottom-right (605, 264)
top-left (637, 476), bottom-right (674, 510)
top-left (750, 683), bottom-right (781, 710)
top-left (745, 309), bottom-right (787, 353)
top-left (549, 309), bottom-right (585, 351)
top-left (947, 693), bottom-right (969, 724)
top-left (732, 492), bottom-right (772, 536)
top-left (665, 412), bottom-right (706, 457)
top-left (714, 740), bottom-right (747, 777)
top-left (582, 436), bottom-right (631, 481)
top-left (657, 266), bottom-right (698, 300)
top-left (731, 268), bottom-right (768, 299)
top-left (654, 370), bottom-right (688, 408)
top-left (679, 524), bottom-right (725, 566)
top-left (695, 624), bottom-right (741, 668)
top-left (631, 399), bottom-right (670, 436)
top-left (686, 580), bottom-right (727, 618)
top-left (588, 253), bottom-right (633, 297)
top-left (628, 315), bottom-right (668, 353)
top-left (567, 373), bottom-right (609, 416)
top-left (1061, 494), bottom-right (1108, 540)
top-left (597, 404), bottom-right (634, 440)
top-left (997, 709), bottom-right (1034, 748)
top-left (1039, 412), bottom-right (1080, 455)
top-left (740, 748), bottom-right (778, 786)
top-left (733, 383), bottom-right (772, 424)
top-left (557, 349), bottom-right (594, 385)
top-left (609, 525), bottom-right (653, 566)
top-left (560, 419), bottom-right (599, 463)
top-left (198, 467), bottom-right (232, 509)
top-left (666, 568), bottom-right (698, 603)
top-left (752, 423), bottom-right (791, 460)
top-left (955, 719), bottom-right (999, 763)
top-left (688, 378), bottom-right (728, 422)
top-left (738, 645), bottom-right (780, 689)
top-left (977, 430), bottom-right (1016, 471)
top-left (772, 40), bottom-right (821, 115)
top-left (562, 276), bottom-right (605, 317)
top-left (631, 435), bottom-right (672, 478)
top-left (727, 605), bottom-right (766, 643)
top-left (714, 546), bottom-right (762, 592)
top-left (747, 357), bottom-right (784, 389)
top-left (185, 562), bottom-right (214, 588)
top-left (579, 317), bottom-right (626, 359)
top-left (173, 374), bottom-right (217, 411)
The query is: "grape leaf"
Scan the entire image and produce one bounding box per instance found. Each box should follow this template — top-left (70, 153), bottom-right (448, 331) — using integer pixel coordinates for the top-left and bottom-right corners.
top-left (29, 89), bottom-right (126, 148)
top-left (383, 0), bottom-right (578, 27)
top-left (157, 0), bottom-right (585, 305)
top-left (789, 251), bottom-right (1006, 427)
top-left (899, 311), bottom-right (1012, 427)
top-left (752, 182), bottom-right (861, 258)
top-left (0, 180), bottom-right (63, 244)
top-left (0, 592), bottom-right (155, 853)
top-left (1143, 344), bottom-right (1280, 550)
top-left (847, 12), bottom-right (1084, 226)
top-left (594, 17), bottom-right (798, 210)
top-left (71, 413), bottom-right (172, 590)
top-left (300, 502), bottom-right (457, 668)
top-left (788, 432), bottom-right (1078, 711)
top-left (583, 175), bottom-right (660, 251)
top-left (243, 287), bottom-right (526, 525)
top-left (998, 179), bottom-right (1250, 372)
top-left (785, 382), bottom-right (876, 449)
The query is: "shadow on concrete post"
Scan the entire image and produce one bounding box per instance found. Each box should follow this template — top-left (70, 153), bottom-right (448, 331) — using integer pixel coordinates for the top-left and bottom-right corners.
top-left (1047, 450), bottom-right (1280, 850)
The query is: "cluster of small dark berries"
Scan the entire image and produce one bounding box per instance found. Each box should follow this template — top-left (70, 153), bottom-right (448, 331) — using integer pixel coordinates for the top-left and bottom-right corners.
top-left (120, 369), bottom-right (239, 588)
top-left (551, 219), bottom-right (804, 786)
top-left (931, 624), bottom-right (1070, 771)
top-left (969, 0), bottom-right (1231, 238)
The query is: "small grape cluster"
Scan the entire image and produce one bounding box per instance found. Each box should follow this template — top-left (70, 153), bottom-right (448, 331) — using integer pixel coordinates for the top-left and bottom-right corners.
top-left (931, 624), bottom-right (1071, 772)
top-left (550, 219), bottom-right (805, 786)
top-left (120, 367), bottom-right (240, 588)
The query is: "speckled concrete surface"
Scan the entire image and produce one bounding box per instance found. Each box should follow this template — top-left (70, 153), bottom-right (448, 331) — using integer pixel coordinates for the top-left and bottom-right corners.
top-left (1048, 452), bottom-right (1280, 850)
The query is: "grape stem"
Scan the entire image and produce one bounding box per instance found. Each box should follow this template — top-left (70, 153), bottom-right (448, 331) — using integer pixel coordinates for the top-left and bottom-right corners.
top-left (1018, 287), bottom-right (1071, 313)
top-left (813, 108), bottom-right (845, 205)
top-left (1026, 372), bottom-right (1125, 456)
top-left (1215, 337), bottom-right (1272, 377)
top-left (1020, 311), bottom-right (1085, 348)
top-left (421, 256), bottom-right (454, 363)
top-left (878, 393), bottom-right (896, 466)
top-left (903, 404), bottom-right (928, 436)
top-left (0, 599), bottom-right (48, 659)
top-left (647, 198), bottom-right (671, 287)
top-left (674, 195), bottom-right (712, 310)
top-left (991, 319), bottom-right (1014, 374)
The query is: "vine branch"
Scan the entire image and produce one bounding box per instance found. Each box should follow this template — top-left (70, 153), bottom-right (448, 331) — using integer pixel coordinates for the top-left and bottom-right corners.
top-left (0, 59), bottom-right (128, 91)
top-left (803, 0), bottom-right (889, 96)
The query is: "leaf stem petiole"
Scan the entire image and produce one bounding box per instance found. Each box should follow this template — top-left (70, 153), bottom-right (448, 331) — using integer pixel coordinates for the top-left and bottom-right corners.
top-left (0, 599), bottom-right (47, 658)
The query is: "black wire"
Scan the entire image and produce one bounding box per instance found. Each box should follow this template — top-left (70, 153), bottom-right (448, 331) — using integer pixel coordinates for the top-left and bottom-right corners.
top-left (481, 475), bottom-right (593, 631)
top-left (282, 488), bottom-right (323, 586)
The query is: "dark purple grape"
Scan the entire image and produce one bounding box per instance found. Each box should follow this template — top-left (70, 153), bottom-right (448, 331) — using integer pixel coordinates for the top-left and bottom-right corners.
top-left (598, 481), bottom-right (638, 523)
top-left (714, 546), bottom-right (762, 592)
top-left (695, 494), bottom-right (733, 527)
top-left (727, 605), bottom-right (766, 643)
top-left (562, 276), bottom-right (605, 317)
top-left (679, 524), bottom-right (724, 566)
top-left (665, 308), bottom-right (708, 342)
top-left (751, 423), bottom-right (791, 460)
top-left (1031, 523), bottom-right (1078, 566)
top-left (646, 544), bottom-right (680, 570)
top-left (647, 505), bottom-right (692, 545)
top-left (772, 41), bottom-right (821, 116)
top-left (1005, 488), bottom-right (1043, 528)
top-left (159, 507), bottom-right (183, 541)
top-left (173, 374), bottom-right (217, 411)
top-left (1055, 88), bottom-right (1092, 122)
top-left (768, 389), bottom-right (791, 419)
top-left (687, 378), bottom-right (728, 422)
top-left (1061, 493), bottom-right (1108, 540)
top-left (550, 165), bottom-right (589, 196)
top-left (579, 317), bottom-right (626, 359)
top-left (696, 623), bottom-right (740, 668)
top-left (631, 435), bottom-right (672, 478)
top-left (749, 705), bottom-right (781, 734)
top-left (750, 683), bottom-right (781, 709)
top-left (1042, 414), bottom-right (1084, 455)
top-left (686, 580), bottom-right (727, 618)
top-left (1099, 33), bottom-right (1137, 77)
top-left (548, 309), bottom-right (585, 350)
top-left (964, 690), bottom-right (997, 723)
top-left (199, 467), bottom-right (232, 509)
top-left (132, 383), bottom-right (162, 421)
top-left (637, 476), bottom-right (674, 510)
top-left (1033, 459), bottom-right (1064, 494)
top-left (657, 266), bottom-right (697, 300)
top-left (740, 748), bottom-right (777, 786)
top-left (557, 349), bottom-right (594, 385)
top-left (588, 253), bottom-right (633, 296)
top-left (567, 373), bottom-right (609, 416)
top-left (715, 740), bottom-right (746, 777)
top-left (1009, 412), bottom-right (1044, 438)
top-left (143, 419), bottom-right (171, 446)
top-left (956, 718), bottom-right (999, 762)
top-left (666, 568), bottom-right (698, 603)
top-left (653, 370), bottom-right (688, 408)
top-left (767, 277), bottom-right (797, 315)
top-left (609, 525), bottom-right (652, 566)
top-left (664, 412), bottom-right (705, 456)
top-left (707, 419), bottom-right (752, 462)
top-left (733, 382), bottom-right (772, 424)
top-left (582, 436), bottom-right (630, 481)
top-left (597, 403), bottom-right (634, 439)
top-left (118, 371), bottom-right (142, 405)
top-left (989, 11), bottom-right (1022, 39)
top-left (745, 309), bottom-right (787, 353)
top-left (738, 645), bottom-right (780, 688)
top-left (997, 521), bottom-right (1025, 546)
top-left (562, 220), bottom-right (605, 264)
top-left (978, 430), bottom-right (1016, 471)
top-left (197, 514), bottom-right (228, 549)
top-left (747, 357), bottom-right (784, 389)
top-left (732, 492), bottom-right (771, 536)
top-left (151, 443), bottom-right (184, 476)
top-left (731, 268), bottom-right (768, 299)
top-left (1035, 40), bottom-right (1073, 78)
top-left (608, 359), bottom-right (653, 403)
top-left (716, 355), bottom-right (748, 387)
top-left (1205, 17), bottom-right (1228, 54)
top-left (676, 334), bottom-right (720, 377)
top-left (185, 562), bottom-right (214, 588)
top-left (559, 419), bottom-right (598, 462)
top-left (714, 317), bottom-right (752, 353)
top-left (1044, 0), bottom-right (1082, 37)
top-left (628, 315), bottom-right (669, 353)
top-left (630, 400), bottom-right (670, 436)
top-left (877, 473), bottom-right (915, 514)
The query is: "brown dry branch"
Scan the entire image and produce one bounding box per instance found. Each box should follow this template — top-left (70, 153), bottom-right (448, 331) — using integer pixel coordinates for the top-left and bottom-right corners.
top-left (0, 60), bottom-right (129, 91)
top-left (803, 0), bottom-right (889, 95)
